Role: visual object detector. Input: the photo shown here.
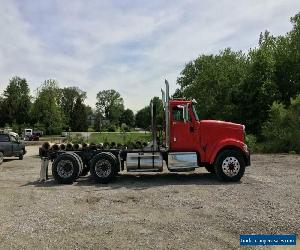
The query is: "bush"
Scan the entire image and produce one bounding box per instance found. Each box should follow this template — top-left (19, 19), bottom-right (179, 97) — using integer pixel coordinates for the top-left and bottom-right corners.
top-left (121, 124), bottom-right (130, 132)
top-left (107, 125), bottom-right (116, 132)
top-left (70, 133), bottom-right (85, 144)
top-left (88, 127), bottom-right (95, 132)
top-left (245, 134), bottom-right (263, 153)
top-left (262, 95), bottom-right (300, 153)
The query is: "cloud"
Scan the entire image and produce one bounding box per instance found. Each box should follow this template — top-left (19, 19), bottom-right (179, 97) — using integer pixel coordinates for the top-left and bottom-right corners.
top-left (0, 0), bottom-right (299, 111)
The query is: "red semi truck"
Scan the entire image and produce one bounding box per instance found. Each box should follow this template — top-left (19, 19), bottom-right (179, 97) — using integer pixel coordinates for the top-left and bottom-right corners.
top-left (47, 80), bottom-right (250, 184)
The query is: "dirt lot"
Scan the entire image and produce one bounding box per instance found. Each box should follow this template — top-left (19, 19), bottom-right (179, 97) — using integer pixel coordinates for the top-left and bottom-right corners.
top-left (0, 146), bottom-right (299, 250)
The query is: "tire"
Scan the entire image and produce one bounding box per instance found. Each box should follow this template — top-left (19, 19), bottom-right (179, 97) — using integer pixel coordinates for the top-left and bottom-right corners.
top-left (52, 153), bottom-right (80, 184)
top-left (103, 152), bottom-right (120, 175)
top-left (214, 149), bottom-right (245, 182)
top-left (68, 152), bottom-right (84, 178)
top-left (0, 152), bottom-right (3, 165)
top-left (19, 149), bottom-right (25, 160)
top-left (90, 153), bottom-right (117, 183)
top-left (204, 165), bottom-right (215, 173)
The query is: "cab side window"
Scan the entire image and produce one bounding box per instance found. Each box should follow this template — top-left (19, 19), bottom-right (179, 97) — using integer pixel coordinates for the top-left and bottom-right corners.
top-left (0, 134), bottom-right (10, 142)
top-left (172, 107), bottom-right (184, 121)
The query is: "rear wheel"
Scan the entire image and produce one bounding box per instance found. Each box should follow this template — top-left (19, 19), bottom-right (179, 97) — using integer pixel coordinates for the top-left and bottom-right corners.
top-left (52, 153), bottom-right (80, 184)
top-left (90, 153), bottom-right (117, 183)
top-left (214, 149), bottom-right (245, 182)
top-left (0, 152), bottom-right (3, 165)
top-left (67, 152), bottom-right (83, 178)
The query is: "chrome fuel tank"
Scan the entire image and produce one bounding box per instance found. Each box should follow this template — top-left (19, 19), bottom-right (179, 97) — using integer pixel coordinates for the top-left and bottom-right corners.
top-left (126, 152), bottom-right (163, 171)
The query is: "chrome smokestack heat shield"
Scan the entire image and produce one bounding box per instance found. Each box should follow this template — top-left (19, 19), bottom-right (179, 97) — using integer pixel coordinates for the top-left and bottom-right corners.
top-left (165, 79), bottom-right (170, 150)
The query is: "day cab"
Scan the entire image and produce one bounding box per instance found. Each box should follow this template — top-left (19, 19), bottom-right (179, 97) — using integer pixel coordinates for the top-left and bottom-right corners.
top-left (167, 97), bottom-right (250, 181)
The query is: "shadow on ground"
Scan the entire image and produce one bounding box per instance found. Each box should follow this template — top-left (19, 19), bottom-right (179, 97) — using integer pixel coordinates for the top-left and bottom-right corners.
top-left (22, 172), bottom-right (241, 190)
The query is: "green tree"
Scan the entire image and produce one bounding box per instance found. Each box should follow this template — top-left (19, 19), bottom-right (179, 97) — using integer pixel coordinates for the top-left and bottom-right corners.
top-left (119, 109), bottom-right (135, 127)
top-left (135, 97), bottom-right (163, 130)
top-left (239, 32), bottom-right (279, 134)
top-left (59, 87), bottom-right (86, 129)
top-left (135, 106), bottom-right (151, 129)
top-left (70, 97), bottom-right (88, 131)
top-left (151, 96), bottom-right (163, 126)
top-left (272, 13), bottom-right (300, 106)
top-left (96, 89), bottom-right (124, 124)
top-left (2, 76), bottom-right (31, 126)
top-left (177, 49), bottom-right (248, 123)
top-left (0, 97), bottom-right (5, 127)
top-left (262, 94), bottom-right (300, 153)
top-left (31, 79), bottom-right (63, 135)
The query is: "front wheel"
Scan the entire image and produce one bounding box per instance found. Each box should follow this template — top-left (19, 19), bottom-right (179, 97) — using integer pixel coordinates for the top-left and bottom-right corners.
top-left (214, 149), bottom-right (245, 182)
top-left (19, 149), bottom-right (25, 160)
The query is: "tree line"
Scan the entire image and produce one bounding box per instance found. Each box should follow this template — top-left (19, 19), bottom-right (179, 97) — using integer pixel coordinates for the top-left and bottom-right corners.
top-left (174, 12), bottom-right (300, 153)
top-left (0, 78), bottom-right (139, 134)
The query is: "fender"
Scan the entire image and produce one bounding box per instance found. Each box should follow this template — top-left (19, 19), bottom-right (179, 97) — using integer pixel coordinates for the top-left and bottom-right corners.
top-left (208, 138), bottom-right (246, 164)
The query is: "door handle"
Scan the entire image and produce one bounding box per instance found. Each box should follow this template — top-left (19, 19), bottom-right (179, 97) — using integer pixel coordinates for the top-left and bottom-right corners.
top-left (190, 126), bottom-right (194, 132)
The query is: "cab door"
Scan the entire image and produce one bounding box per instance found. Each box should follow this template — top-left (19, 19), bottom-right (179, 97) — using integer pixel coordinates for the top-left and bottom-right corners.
top-left (10, 135), bottom-right (22, 155)
top-left (0, 134), bottom-right (12, 156)
top-left (169, 104), bottom-right (195, 151)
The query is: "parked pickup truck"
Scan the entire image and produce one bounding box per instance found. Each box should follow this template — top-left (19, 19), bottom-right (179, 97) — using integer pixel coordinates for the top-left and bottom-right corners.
top-left (0, 133), bottom-right (26, 165)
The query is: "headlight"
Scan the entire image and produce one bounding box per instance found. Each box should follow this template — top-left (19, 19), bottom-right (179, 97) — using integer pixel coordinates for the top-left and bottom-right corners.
top-left (243, 144), bottom-right (248, 152)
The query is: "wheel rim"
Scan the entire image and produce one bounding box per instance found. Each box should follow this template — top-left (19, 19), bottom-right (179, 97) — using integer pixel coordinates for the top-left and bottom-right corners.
top-left (222, 157), bottom-right (240, 177)
top-left (57, 160), bottom-right (74, 178)
top-left (95, 159), bottom-right (111, 178)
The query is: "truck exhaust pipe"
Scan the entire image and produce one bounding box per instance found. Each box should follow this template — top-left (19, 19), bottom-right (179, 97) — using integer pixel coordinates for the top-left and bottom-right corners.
top-left (150, 100), bottom-right (157, 151)
top-left (165, 79), bottom-right (170, 150)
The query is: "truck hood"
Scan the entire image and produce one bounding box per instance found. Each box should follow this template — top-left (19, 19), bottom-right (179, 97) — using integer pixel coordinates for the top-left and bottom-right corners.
top-left (199, 120), bottom-right (245, 145)
top-left (199, 120), bottom-right (244, 130)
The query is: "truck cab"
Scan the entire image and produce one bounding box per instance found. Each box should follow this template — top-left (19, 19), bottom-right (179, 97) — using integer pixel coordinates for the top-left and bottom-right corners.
top-left (162, 80), bottom-right (250, 181)
top-left (169, 99), bottom-right (249, 162)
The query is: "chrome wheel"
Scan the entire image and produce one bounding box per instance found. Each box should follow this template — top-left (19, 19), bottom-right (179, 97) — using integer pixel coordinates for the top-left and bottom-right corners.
top-left (95, 159), bottom-right (111, 178)
top-left (57, 160), bottom-right (74, 178)
top-left (222, 157), bottom-right (240, 177)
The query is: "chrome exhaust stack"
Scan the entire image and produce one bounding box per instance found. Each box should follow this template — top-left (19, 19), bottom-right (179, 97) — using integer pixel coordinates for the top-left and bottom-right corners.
top-left (150, 99), bottom-right (157, 151)
top-left (164, 79), bottom-right (170, 150)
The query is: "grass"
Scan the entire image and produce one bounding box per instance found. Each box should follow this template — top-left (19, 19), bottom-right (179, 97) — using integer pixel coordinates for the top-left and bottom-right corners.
top-left (89, 132), bottom-right (151, 144)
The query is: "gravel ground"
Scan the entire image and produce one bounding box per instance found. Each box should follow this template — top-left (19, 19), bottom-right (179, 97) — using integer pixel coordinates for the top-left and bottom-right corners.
top-left (0, 146), bottom-right (299, 250)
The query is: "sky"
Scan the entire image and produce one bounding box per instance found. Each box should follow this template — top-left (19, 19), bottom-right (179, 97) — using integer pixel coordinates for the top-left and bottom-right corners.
top-left (0, 0), bottom-right (299, 112)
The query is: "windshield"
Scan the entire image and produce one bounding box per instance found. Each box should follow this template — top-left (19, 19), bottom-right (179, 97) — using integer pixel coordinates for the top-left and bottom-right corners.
top-left (192, 105), bottom-right (199, 121)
